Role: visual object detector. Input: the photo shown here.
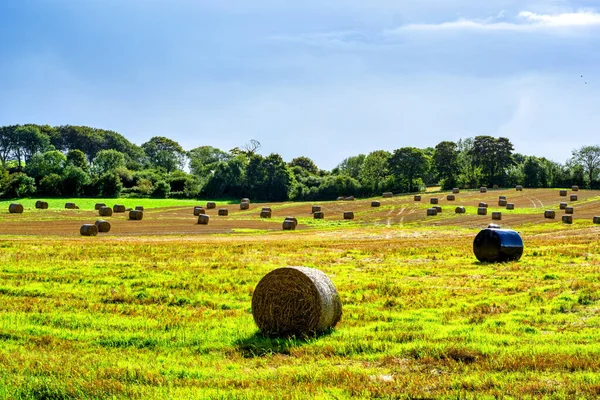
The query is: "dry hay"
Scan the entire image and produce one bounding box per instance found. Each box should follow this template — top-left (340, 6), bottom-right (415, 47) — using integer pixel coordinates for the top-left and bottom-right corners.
top-left (198, 214), bottom-right (210, 225)
top-left (544, 210), bottom-right (556, 219)
top-left (430, 198), bottom-right (439, 205)
top-left (371, 201), bottom-right (381, 207)
top-left (477, 207), bottom-right (488, 216)
top-left (218, 208), bottom-right (229, 216)
top-left (344, 196), bottom-right (355, 201)
top-left (35, 201), bottom-right (49, 210)
top-left (473, 228), bottom-right (523, 263)
top-left (516, 185), bottom-right (523, 191)
top-left (499, 196), bottom-right (507, 201)
top-left (414, 195), bottom-right (421, 201)
top-left (8, 203), bottom-right (24, 214)
top-left (572, 185), bottom-right (579, 191)
top-left (562, 215), bottom-right (573, 224)
top-left (241, 198), bottom-right (250, 204)
top-left (314, 211), bottom-right (324, 219)
top-left (312, 205), bottom-right (322, 213)
top-left (113, 205), bottom-right (126, 213)
top-left (262, 207), bottom-right (272, 212)
top-left (282, 220), bottom-right (296, 230)
top-left (65, 203), bottom-right (77, 209)
top-left (95, 220), bottom-right (111, 233)
top-left (498, 199), bottom-right (507, 207)
top-left (382, 192), bottom-right (393, 198)
top-left (480, 187), bottom-right (487, 193)
top-left (455, 206), bottom-right (466, 214)
top-left (492, 212), bottom-right (502, 220)
top-left (206, 202), bottom-right (217, 209)
top-left (99, 207), bottom-right (113, 217)
top-left (570, 195), bottom-right (578, 201)
top-left (452, 188), bottom-right (460, 194)
top-left (251, 266), bottom-right (342, 337)
top-left (479, 202), bottom-right (488, 208)
top-left (426, 208), bottom-right (437, 216)
top-left (593, 216), bottom-right (600, 224)
top-left (446, 195), bottom-right (455, 201)
top-left (260, 210), bottom-right (272, 219)
top-left (135, 206), bottom-right (144, 212)
top-left (560, 190), bottom-right (567, 197)
top-left (80, 224), bottom-right (98, 237)
top-left (565, 206), bottom-right (574, 215)
top-left (94, 203), bottom-right (106, 210)
top-left (506, 203), bottom-right (515, 210)
top-left (285, 217), bottom-right (298, 227)
top-left (336, 196), bottom-right (344, 201)
top-left (560, 202), bottom-right (568, 210)
top-left (194, 207), bottom-right (205, 216)
top-left (343, 211), bottom-right (354, 220)
top-left (129, 210), bottom-right (144, 220)
top-left (240, 202), bottom-right (250, 210)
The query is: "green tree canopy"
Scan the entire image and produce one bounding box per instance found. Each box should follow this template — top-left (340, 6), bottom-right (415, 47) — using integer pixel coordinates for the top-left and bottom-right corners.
top-left (433, 141), bottom-right (460, 189)
top-left (571, 145), bottom-right (600, 188)
top-left (93, 149), bottom-right (126, 175)
top-left (142, 136), bottom-right (186, 172)
top-left (389, 147), bottom-right (430, 192)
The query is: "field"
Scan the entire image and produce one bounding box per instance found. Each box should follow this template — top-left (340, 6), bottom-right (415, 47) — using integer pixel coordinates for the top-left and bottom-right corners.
top-left (1, 188), bottom-right (600, 399)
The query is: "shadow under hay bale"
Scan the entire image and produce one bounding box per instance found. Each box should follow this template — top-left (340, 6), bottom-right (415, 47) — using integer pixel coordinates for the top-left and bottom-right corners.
top-left (95, 220), bottom-right (111, 233)
top-left (563, 215), bottom-right (573, 224)
top-left (113, 204), bottom-right (126, 213)
top-left (65, 203), bottom-right (77, 209)
top-left (559, 190), bottom-right (567, 197)
top-left (235, 332), bottom-right (316, 358)
top-left (477, 207), bottom-right (487, 216)
top-left (343, 211), bottom-right (354, 220)
top-left (198, 214), bottom-right (210, 225)
top-left (194, 207), bottom-right (205, 216)
top-left (313, 211), bottom-right (324, 219)
top-left (218, 209), bottom-right (228, 216)
top-left (492, 212), bottom-right (502, 220)
top-left (565, 207), bottom-right (574, 215)
top-left (240, 202), bottom-right (250, 210)
top-left (129, 210), bottom-right (143, 220)
top-left (559, 202), bottom-right (567, 210)
top-left (35, 201), bottom-right (48, 210)
top-left (260, 210), bottom-right (272, 218)
top-left (516, 185), bottom-right (523, 191)
top-left (80, 224), bottom-right (98, 237)
top-left (9, 204), bottom-right (24, 214)
top-left (99, 207), bottom-right (113, 217)
top-left (447, 195), bottom-right (455, 201)
top-left (473, 228), bottom-right (523, 263)
top-left (371, 201), bottom-right (381, 207)
top-left (544, 210), bottom-right (556, 219)
top-left (382, 192), bottom-right (393, 198)
top-left (252, 267), bottom-right (342, 337)
top-left (206, 202), bottom-right (216, 209)
top-left (430, 198), bottom-right (439, 205)
top-left (455, 207), bottom-right (466, 214)
top-left (414, 195), bottom-right (421, 201)
top-left (311, 206), bottom-right (322, 213)
top-left (506, 203), bottom-right (515, 210)
top-left (94, 203), bottom-right (106, 210)
top-left (427, 208), bottom-right (437, 216)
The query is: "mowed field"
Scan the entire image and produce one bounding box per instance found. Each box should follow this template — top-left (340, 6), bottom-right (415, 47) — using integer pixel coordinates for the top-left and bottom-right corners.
top-left (1, 188), bottom-right (600, 399)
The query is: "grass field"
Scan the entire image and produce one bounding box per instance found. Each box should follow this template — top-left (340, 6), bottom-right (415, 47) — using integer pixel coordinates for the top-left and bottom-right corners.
top-left (1, 188), bottom-right (600, 399)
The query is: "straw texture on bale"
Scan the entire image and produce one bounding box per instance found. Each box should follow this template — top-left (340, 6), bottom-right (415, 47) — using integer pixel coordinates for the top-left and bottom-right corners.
top-left (414, 195), bottom-right (421, 201)
top-left (593, 216), bottom-right (600, 224)
top-left (285, 217), bottom-right (298, 227)
top-left (95, 220), bottom-right (111, 233)
top-left (473, 228), bottom-right (523, 263)
top-left (427, 208), bottom-right (437, 216)
top-left (572, 185), bottom-right (579, 191)
top-left (516, 185), bottom-right (523, 191)
top-left (241, 198), bottom-right (250, 204)
top-left (559, 190), bottom-right (567, 197)
top-left (382, 192), bottom-right (393, 198)
top-left (455, 207), bottom-right (466, 214)
top-left (198, 214), bottom-right (210, 225)
top-left (452, 188), bottom-right (460, 194)
top-left (311, 206), bottom-right (322, 213)
top-left (447, 195), bottom-right (455, 201)
top-left (343, 211), bottom-right (354, 220)
top-left (430, 198), bottom-right (439, 205)
top-left (206, 202), bottom-right (216, 209)
top-left (565, 207), bottom-right (574, 215)
top-left (478, 207), bottom-right (488, 216)
top-left (99, 207), bottom-right (113, 217)
top-left (240, 202), bottom-right (250, 210)
top-left (282, 220), bottom-right (296, 230)
top-left (498, 199), bottom-right (507, 207)
top-left (251, 267), bottom-right (342, 337)
top-left (433, 206), bottom-right (442, 213)
top-left (479, 202), bottom-right (488, 208)
top-left (218, 208), bottom-right (228, 216)
top-left (570, 195), bottom-right (578, 201)
top-left (544, 210), bottom-right (556, 219)
top-left (480, 187), bottom-right (487, 193)
top-left (113, 205), bottom-right (126, 213)
top-left (9, 203), bottom-right (24, 214)
top-left (135, 206), bottom-right (144, 212)
top-left (492, 212), bottom-right (502, 220)
top-left (260, 210), bottom-right (272, 218)
top-left (344, 196), bottom-right (355, 201)
top-left (371, 201), bottom-right (381, 207)
top-left (560, 202), bottom-right (568, 210)
top-left (94, 203), bottom-right (106, 210)
top-left (80, 224), bottom-right (98, 237)
top-left (35, 201), bottom-right (49, 209)
top-left (313, 211), bottom-right (324, 219)
top-left (193, 207), bottom-right (205, 216)
top-left (129, 210), bottom-right (143, 220)
top-left (65, 203), bottom-right (77, 209)
top-left (506, 203), bottom-right (515, 210)
top-left (562, 215), bottom-right (573, 224)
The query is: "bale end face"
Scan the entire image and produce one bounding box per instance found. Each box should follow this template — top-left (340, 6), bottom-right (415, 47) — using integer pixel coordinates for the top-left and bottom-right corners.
top-left (65, 203), bottom-right (77, 209)
top-left (559, 190), bottom-right (567, 197)
top-left (498, 200), bottom-right (507, 207)
top-left (135, 206), bottom-right (144, 212)
top-left (80, 224), bottom-right (98, 237)
top-left (516, 185), bottom-right (523, 191)
top-left (570, 195), bottom-right (578, 201)
top-left (343, 211), bottom-right (354, 220)
top-left (193, 207), bottom-right (205, 216)
top-left (382, 192), bottom-right (393, 198)
top-left (198, 214), bottom-right (210, 225)
top-left (129, 210), bottom-right (143, 220)
top-left (9, 204), bottom-right (24, 214)
top-left (492, 184), bottom-right (499, 189)
top-left (559, 202), bottom-right (567, 210)
top-left (344, 196), bottom-right (355, 201)
top-left (433, 206), bottom-right (442, 213)
top-left (593, 216), bottom-right (600, 224)
top-left (473, 228), bottom-right (523, 263)
top-left (240, 202), bottom-right (250, 210)
top-left (282, 220), bottom-right (296, 230)
top-left (565, 207), bottom-right (574, 215)
top-left (95, 220), bottom-right (111, 233)
top-left (251, 267), bottom-right (342, 337)
top-left (260, 210), bottom-right (272, 219)
top-left (311, 206), bottom-right (322, 213)
top-left (94, 203), bottom-right (106, 210)
top-left (480, 187), bottom-right (487, 193)
top-left (452, 188), bottom-right (460, 194)
top-left (336, 196), bottom-right (344, 201)
top-left (113, 205), bottom-right (126, 213)
top-left (241, 198), bottom-right (250, 204)
top-left (572, 186), bottom-right (579, 191)
top-left (35, 201), bottom-right (49, 210)
top-left (99, 207), bottom-right (113, 217)
top-left (479, 202), bottom-right (488, 208)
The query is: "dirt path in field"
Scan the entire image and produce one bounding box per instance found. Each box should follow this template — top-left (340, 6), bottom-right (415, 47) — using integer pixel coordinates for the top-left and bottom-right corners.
top-left (524, 196), bottom-right (538, 208)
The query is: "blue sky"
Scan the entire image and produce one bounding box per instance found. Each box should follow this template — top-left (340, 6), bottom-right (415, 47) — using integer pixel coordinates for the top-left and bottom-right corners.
top-left (1, 0), bottom-right (599, 169)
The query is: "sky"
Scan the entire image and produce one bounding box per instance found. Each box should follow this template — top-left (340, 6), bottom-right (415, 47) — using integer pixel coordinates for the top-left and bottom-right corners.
top-left (0, 0), bottom-right (599, 170)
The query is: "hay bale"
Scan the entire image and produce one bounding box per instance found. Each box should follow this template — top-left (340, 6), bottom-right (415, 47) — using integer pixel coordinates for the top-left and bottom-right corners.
top-left (260, 210), bottom-right (272, 219)
top-left (570, 195), bottom-right (578, 201)
top-left (493, 184), bottom-right (499, 190)
top-left (430, 198), bottom-right (439, 205)
top-left (499, 196), bottom-right (507, 201)
top-left (433, 206), bottom-right (442, 213)
top-left (95, 220), bottom-right (111, 233)
top-left (35, 201), bottom-right (49, 209)
top-left (479, 202), bottom-right (488, 208)
top-left (65, 202), bottom-right (77, 209)
top-left (488, 223), bottom-right (501, 229)
top-left (198, 214), bottom-right (210, 225)
top-left (562, 215), bottom-right (573, 224)
top-left (343, 211), bottom-right (354, 220)
top-left (382, 192), bottom-right (393, 198)
top-left (559, 202), bottom-right (568, 210)
top-left (565, 206), bottom-right (574, 215)
top-left (311, 205), bottom-right (322, 213)
top-left (336, 196), bottom-right (344, 201)
top-left (129, 210), bottom-right (143, 220)
top-left (125, 208), bottom-right (133, 212)
top-left (285, 217), bottom-right (298, 227)
top-left (572, 185), bottom-right (579, 192)
top-left (241, 198), bottom-right (250, 204)
top-left (344, 196), bottom-right (355, 201)
top-left (473, 228), bottom-right (523, 263)
top-left (113, 204), bottom-right (126, 213)
top-left (498, 199), bottom-right (507, 207)
top-left (240, 202), bottom-right (250, 210)
top-left (492, 212), bottom-right (502, 220)
top-left (371, 201), bottom-right (381, 207)
top-left (8, 203), bottom-right (23, 214)
top-left (94, 203), bottom-right (106, 210)
top-left (314, 211), bottom-right (324, 219)
top-left (194, 206), bottom-right (205, 216)
top-left (455, 207), bottom-right (466, 214)
top-left (506, 203), bottom-right (515, 210)
top-left (480, 187), bottom-right (487, 193)
top-left (516, 185), bottom-right (523, 191)
top-left (426, 208), bottom-right (437, 216)
top-left (135, 206), bottom-right (144, 212)
top-left (544, 210), bottom-right (556, 219)
top-left (447, 195), bottom-right (455, 201)
top-left (218, 208), bottom-right (228, 216)
top-left (252, 266), bottom-right (342, 337)
top-left (206, 202), bottom-right (216, 209)
top-left (414, 195), bottom-right (421, 201)
top-left (282, 220), bottom-right (296, 230)
top-left (80, 224), bottom-right (98, 237)
top-left (559, 190), bottom-right (567, 197)
top-left (99, 206), bottom-right (113, 217)
top-left (452, 188), bottom-right (460, 194)
top-left (593, 216), bottom-right (600, 224)
top-left (477, 207), bottom-right (487, 216)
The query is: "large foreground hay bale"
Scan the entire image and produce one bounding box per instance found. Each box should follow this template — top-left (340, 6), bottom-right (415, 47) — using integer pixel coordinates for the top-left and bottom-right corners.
top-left (593, 216), bottom-right (600, 224)
top-left (94, 203), bottom-right (106, 210)
top-left (282, 220), bottom-right (296, 230)
top-left (240, 202), bottom-right (250, 210)
top-left (9, 203), bottom-right (23, 214)
top-left (559, 202), bottom-right (567, 210)
top-left (492, 212), bottom-right (502, 220)
top-left (477, 207), bottom-right (487, 216)
top-left (562, 215), bottom-right (573, 224)
top-left (113, 204), bottom-right (126, 213)
top-left (559, 190), bottom-right (567, 197)
top-left (506, 203), bottom-right (515, 210)
top-left (565, 206), bottom-right (574, 215)
top-left (414, 195), bottom-right (421, 201)
top-left (382, 192), bottom-right (393, 198)
top-left (455, 206), bottom-right (466, 214)
top-left (570, 195), bottom-right (578, 201)
top-left (206, 202), bottom-right (217, 209)
top-left (313, 211), bottom-right (324, 219)
top-left (95, 220), bottom-right (111, 233)
top-left (218, 208), bottom-right (228, 216)
top-left (343, 211), bottom-right (354, 220)
top-left (480, 187), bottom-right (487, 193)
top-left (65, 202), bottom-right (77, 209)
top-left (446, 195), bottom-right (455, 201)
top-left (473, 228), bottom-right (523, 263)
top-left (194, 207), bottom-right (205, 216)
top-left (198, 214), bottom-right (210, 225)
top-left (516, 185), bottom-right (523, 191)
top-left (452, 188), bottom-right (460, 194)
top-left (430, 198), bottom-right (439, 205)
top-left (252, 266), bottom-right (342, 337)
top-left (35, 201), bottom-right (49, 209)
top-left (311, 205), bottom-right (322, 213)
top-left (99, 206), bottom-right (113, 217)
top-left (426, 208), bottom-right (437, 216)
top-left (544, 210), bottom-right (556, 219)
top-left (80, 224), bottom-right (98, 237)
top-left (129, 210), bottom-right (143, 220)
top-left (260, 210), bottom-right (272, 218)
top-left (572, 185), bottom-right (579, 191)
top-left (371, 201), bottom-right (381, 207)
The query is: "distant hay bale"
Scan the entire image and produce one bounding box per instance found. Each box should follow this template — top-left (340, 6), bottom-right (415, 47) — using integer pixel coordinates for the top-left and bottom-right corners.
top-left (99, 206), bottom-right (113, 217)
top-left (125, 208), bottom-right (133, 212)
top-left (65, 202), bottom-right (77, 209)
top-left (35, 201), bottom-right (49, 209)
top-left (80, 224), bottom-right (98, 237)
top-left (506, 203), bottom-right (515, 210)
top-left (251, 266), bottom-right (342, 337)
top-left (570, 195), bottom-right (578, 201)
top-left (593, 216), bottom-right (600, 224)
top-left (562, 215), bottom-right (573, 224)
top-left (478, 207), bottom-right (488, 216)
top-left (430, 198), bottom-right (439, 205)
top-left (285, 217), bottom-right (298, 227)
top-left (371, 201), bottom-right (381, 207)
top-left (565, 206), bottom-right (574, 215)
top-left (455, 206), bottom-right (466, 214)
top-left (499, 196), bottom-right (506, 201)
top-left (129, 210), bottom-right (143, 220)
top-left (241, 198), bottom-right (250, 204)
top-left (206, 202), bottom-right (216, 209)
top-left (8, 203), bottom-right (23, 214)
top-left (479, 202), bottom-right (488, 208)
top-left (559, 202), bottom-right (568, 210)
top-left (452, 188), bottom-right (460, 194)
top-left (492, 212), bottom-right (502, 220)
top-left (194, 206), bottom-right (205, 216)
top-left (414, 195), bottom-right (421, 201)
top-left (94, 203), bottom-right (106, 210)
top-left (433, 206), bottom-right (442, 213)
top-left (314, 211), bottom-right (324, 219)
top-left (282, 220), bottom-right (296, 230)
top-left (544, 210), bottom-right (556, 219)
top-left (493, 184), bottom-right (499, 190)
top-left (198, 214), bottom-right (210, 225)
top-left (344, 196), bottom-right (355, 201)
top-left (336, 196), bottom-right (344, 201)
top-left (343, 211), bottom-right (354, 220)
top-left (260, 210), bottom-right (272, 218)
top-left (480, 187), bottom-right (487, 193)
top-left (95, 220), bottom-right (111, 233)
top-left (382, 192), bottom-right (393, 198)
top-left (488, 223), bottom-right (501, 229)
top-left (473, 228), bottom-right (523, 263)
top-left (218, 208), bottom-right (229, 216)
top-left (426, 208), bottom-right (437, 216)
top-left (559, 190), bottom-right (567, 197)
top-left (113, 204), bottom-right (126, 213)
top-left (135, 206), bottom-right (144, 212)
top-left (312, 206), bottom-right (322, 213)
top-left (572, 185), bottom-right (579, 191)
top-left (262, 207), bottom-right (272, 213)
top-left (240, 202), bottom-right (250, 210)
top-left (516, 185), bottom-right (523, 191)
top-left (498, 199), bottom-right (507, 207)
top-left (447, 195), bottom-right (455, 201)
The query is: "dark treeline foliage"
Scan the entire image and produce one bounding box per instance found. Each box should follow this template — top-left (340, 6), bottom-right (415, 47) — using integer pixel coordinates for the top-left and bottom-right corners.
top-left (1, 123), bottom-right (600, 200)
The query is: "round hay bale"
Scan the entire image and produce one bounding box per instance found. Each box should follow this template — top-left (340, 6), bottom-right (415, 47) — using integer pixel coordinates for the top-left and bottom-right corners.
top-left (544, 210), bottom-right (556, 219)
top-left (336, 196), bottom-right (344, 201)
top-left (562, 215), bottom-right (573, 224)
top-left (113, 204), bottom-right (126, 213)
top-left (198, 214), bottom-right (210, 225)
top-left (371, 201), bottom-right (381, 207)
top-left (99, 206), bottom-right (113, 217)
top-left (455, 206), bottom-right (466, 214)
top-left (559, 202), bottom-right (568, 210)
top-left (570, 195), bottom-right (578, 201)
top-left (446, 195), bottom-right (455, 201)
top-left (240, 202), bottom-right (250, 210)
top-left (344, 196), bottom-right (355, 201)
top-left (94, 203), bottom-right (106, 210)
top-left (65, 202), bottom-right (77, 209)
top-left (218, 208), bottom-right (228, 216)
top-left (285, 217), bottom-right (298, 227)
top-left (260, 210), bottom-right (272, 219)
top-left (35, 201), bottom-right (49, 209)
top-left (572, 185), bottom-right (579, 192)
top-left (559, 190), bottom-right (567, 197)
top-left (135, 206), bottom-right (144, 212)
top-left (282, 220), bottom-right (296, 230)
top-left (129, 210), bottom-right (143, 220)
top-left (433, 206), bottom-right (442, 213)
top-left (430, 198), bottom-right (439, 205)
top-left (241, 198), bottom-right (250, 204)
top-left (498, 199), bottom-right (507, 207)
top-left (492, 212), bottom-right (502, 220)
top-left (493, 184), bottom-right (499, 190)
top-left (477, 207), bottom-right (487, 216)
top-left (506, 203), bottom-right (515, 210)
top-left (262, 207), bottom-right (272, 212)
top-left (479, 202), bottom-right (488, 208)
top-left (499, 196), bottom-right (507, 201)
top-left (8, 203), bottom-right (24, 214)
top-left (206, 202), bottom-right (217, 209)
top-left (311, 206), bottom-right (322, 213)
top-left (193, 206), bottom-right (205, 216)
top-left (565, 206), bottom-right (574, 215)
top-left (473, 228), bottom-right (523, 263)
top-left (314, 211), bottom-right (324, 219)
top-left (414, 195), bottom-right (421, 201)
top-left (516, 185), bottom-right (523, 191)
top-left (125, 208), bottom-right (133, 212)
top-left (251, 266), bottom-right (342, 337)
top-left (426, 208), bottom-right (437, 216)
top-left (452, 188), bottom-right (460, 194)
top-left (488, 223), bottom-right (501, 229)
top-left (80, 224), bottom-right (98, 237)
top-left (95, 220), bottom-right (111, 233)
top-left (343, 211), bottom-right (354, 220)
top-left (382, 192), bottom-right (393, 198)
top-left (480, 187), bottom-right (487, 193)
top-left (593, 216), bottom-right (600, 224)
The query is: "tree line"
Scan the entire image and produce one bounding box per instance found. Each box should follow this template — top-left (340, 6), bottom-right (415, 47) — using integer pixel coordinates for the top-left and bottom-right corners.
top-left (1, 124), bottom-right (599, 200)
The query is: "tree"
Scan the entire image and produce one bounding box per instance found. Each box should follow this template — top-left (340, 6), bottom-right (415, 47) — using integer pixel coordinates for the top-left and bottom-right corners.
top-left (262, 153), bottom-right (294, 201)
top-left (93, 149), bottom-right (126, 175)
top-left (96, 172), bottom-right (123, 197)
top-left (61, 166), bottom-right (91, 197)
top-left (337, 155), bottom-right (366, 180)
top-left (0, 125), bottom-right (16, 168)
top-left (433, 141), bottom-right (460, 189)
top-left (24, 150), bottom-right (66, 181)
top-left (289, 156), bottom-right (319, 175)
top-left (188, 146), bottom-right (230, 176)
top-left (66, 149), bottom-right (89, 171)
top-left (470, 136), bottom-right (514, 186)
top-left (13, 125), bottom-right (51, 167)
top-left (389, 147), bottom-right (430, 192)
top-left (142, 136), bottom-right (186, 172)
top-left (359, 150), bottom-right (391, 194)
top-left (571, 145), bottom-right (600, 188)
top-left (39, 174), bottom-right (63, 196)
top-left (3, 173), bottom-right (36, 198)
top-left (522, 157), bottom-right (543, 188)
top-left (203, 157), bottom-right (246, 198)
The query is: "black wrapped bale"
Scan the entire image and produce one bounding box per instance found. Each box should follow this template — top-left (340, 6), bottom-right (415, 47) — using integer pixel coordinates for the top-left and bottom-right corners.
top-left (343, 211), bottom-right (354, 220)
top-left (506, 203), bottom-right (515, 210)
top-left (452, 188), bottom-right (460, 194)
top-left (198, 214), bottom-right (210, 225)
top-left (426, 208), bottom-right (437, 216)
top-left (80, 224), bottom-right (98, 237)
top-left (206, 202), bottom-right (216, 209)
top-left (129, 210), bottom-right (143, 220)
top-left (478, 207), bottom-right (487, 216)
top-left (492, 212), bottom-right (502, 220)
top-left (480, 187), bottom-right (487, 193)
top-left (382, 192), bottom-right (393, 198)
top-left (473, 228), bottom-right (523, 263)
top-left (252, 266), bottom-right (342, 337)
top-left (99, 206), bottom-right (113, 217)
top-left (9, 203), bottom-right (24, 214)
top-left (562, 215), bottom-right (573, 224)
top-left (544, 210), bottom-right (556, 219)
top-left (516, 185), bottom-right (523, 191)
top-left (218, 208), bottom-right (228, 216)
top-left (559, 190), bottom-right (567, 197)
top-left (455, 207), bottom-right (466, 214)
top-left (94, 203), bottom-right (106, 210)
top-left (447, 195), bottom-right (455, 201)
top-left (572, 185), bottom-right (579, 191)
top-left (559, 202), bottom-right (568, 210)
top-left (194, 207), bottom-right (205, 216)
top-left (570, 195), bottom-right (578, 201)
top-left (498, 199), bottom-right (507, 207)
top-left (35, 201), bottom-right (49, 209)
top-left (414, 195), bottom-right (421, 201)
top-left (314, 211), bottom-right (324, 219)
top-left (113, 204), bottom-right (126, 213)
top-left (593, 216), bottom-right (600, 224)
top-left (430, 198), bottom-right (439, 205)
top-left (565, 207), bottom-right (574, 215)
top-left (65, 202), bottom-right (77, 209)
top-left (260, 210), bottom-right (272, 218)
top-left (240, 202), bottom-right (250, 210)
top-left (371, 201), bottom-right (381, 207)
top-left (311, 206), bottom-right (322, 213)
top-left (95, 220), bottom-right (111, 233)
